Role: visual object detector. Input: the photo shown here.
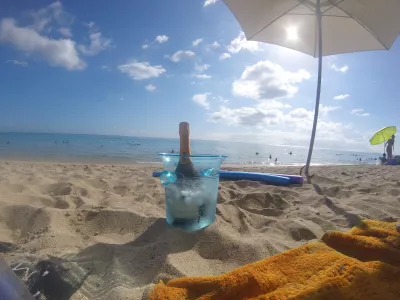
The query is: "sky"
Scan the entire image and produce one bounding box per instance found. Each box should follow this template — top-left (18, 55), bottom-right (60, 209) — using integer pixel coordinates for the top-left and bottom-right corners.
top-left (1, 0), bottom-right (399, 151)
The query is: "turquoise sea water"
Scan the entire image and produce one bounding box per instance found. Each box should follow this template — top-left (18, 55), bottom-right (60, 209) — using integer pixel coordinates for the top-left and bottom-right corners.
top-left (0, 132), bottom-right (380, 166)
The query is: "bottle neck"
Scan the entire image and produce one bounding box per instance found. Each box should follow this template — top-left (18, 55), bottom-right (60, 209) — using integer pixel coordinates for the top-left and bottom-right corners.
top-left (180, 134), bottom-right (191, 163)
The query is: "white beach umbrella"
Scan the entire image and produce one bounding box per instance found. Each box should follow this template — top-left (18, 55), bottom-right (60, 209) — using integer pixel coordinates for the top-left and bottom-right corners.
top-left (222, 0), bottom-right (400, 182)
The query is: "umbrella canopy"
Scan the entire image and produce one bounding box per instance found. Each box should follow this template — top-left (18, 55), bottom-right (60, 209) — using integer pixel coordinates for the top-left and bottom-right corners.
top-left (222, 0), bottom-right (400, 57)
top-left (222, 0), bottom-right (400, 182)
top-left (369, 126), bottom-right (397, 146)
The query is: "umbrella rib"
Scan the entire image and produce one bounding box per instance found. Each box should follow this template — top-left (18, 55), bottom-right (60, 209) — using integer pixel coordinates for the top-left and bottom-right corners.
top-left (326, 0), bottom-right (389, 50)
top-left (322, 0), bottom-right (345, 15)
top-left (248, 3), bottom-right (303, 40)
top-left (299, 0), bottom-right (316, 12)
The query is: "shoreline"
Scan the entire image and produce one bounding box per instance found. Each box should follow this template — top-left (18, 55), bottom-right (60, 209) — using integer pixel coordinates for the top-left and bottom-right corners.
top-left (0, 156), bottom-right (378, 169)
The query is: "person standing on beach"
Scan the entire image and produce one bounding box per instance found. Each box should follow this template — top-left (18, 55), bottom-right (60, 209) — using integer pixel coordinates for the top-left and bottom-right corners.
top-left (385, 135), bottom-right (395, 159)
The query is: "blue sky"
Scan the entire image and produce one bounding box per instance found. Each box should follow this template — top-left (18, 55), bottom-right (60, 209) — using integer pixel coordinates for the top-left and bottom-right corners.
top-left (1, 0), bottom-right (399, 151)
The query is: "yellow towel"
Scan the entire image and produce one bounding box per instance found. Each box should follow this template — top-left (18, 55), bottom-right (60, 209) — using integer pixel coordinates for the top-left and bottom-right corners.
top-left (149, 220), bottom-right (400, 300)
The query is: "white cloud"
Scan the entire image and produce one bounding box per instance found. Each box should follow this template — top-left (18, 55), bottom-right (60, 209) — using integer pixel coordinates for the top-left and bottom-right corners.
top-left (86, 21), bottom-right (95, 29)
top-left (78, 31), bottom-right (112, 56)
top-left (209, 104), bottom-right (366, 150)
top-left (0, 18), bottom-right (85, 70)
top-left (210, 106), bottom-right (282, 126)
top-left (193, 94), bottom-right (210, 109)
top-left (155, 35), bottom-right (169, 43)
top-left (205, 41), bottom-right (221, 52)
top-left (351, 108), bottom-right (370, 116)
top-left (232, 60), bottom-right (311, 100)
top-left (118, 61), bottom-right (166, 80)
top-left (195, 74), bottom-right (211, 79)
top-left (210, 41), bottom-right (220, 48)
top-left (6, 59), bottom-right (28, 67)
top-left (101, 65), bottom-right (110, 71)
top-left (257, 100), bottom-right (292, 109)
top-left (145, 84), bottom-right (156, 92)
top-left (195, 63), bottom-right (210, 72)
top-left (210, 100), bottom-right (295, 127)
top-left (29, 1), bottom-right (73, 33)
top-left (333, 94), bottom-right (350, 100)
top-left (170, 50), bottom-right (196, 62)
top-left (192, 38), bottom-right (203, 47)
top-left (227, 32), bottom-right (262, 53)
top-left (0, 2), bottom-right (85, 70)
top-left (331, 64), bottom-right (349, 73)
top-left (319, 105), bottom-right (341, 116)
top-left (351, 109), bottom-right (363, 114)
top-left (212, 95), bottom-right (229, 104)
top-left (58, 27), bottom-right (72, 37)
top-left (142, 44), bottom-right (149, 49)
top-left (219, 53), bottom-right (231, 60)
top-left (204, 0), bottom-right (218, 7)
top-left (210, 106), bottom-right (283, 126)
top-left (288, 108), bottom-right (312, 119)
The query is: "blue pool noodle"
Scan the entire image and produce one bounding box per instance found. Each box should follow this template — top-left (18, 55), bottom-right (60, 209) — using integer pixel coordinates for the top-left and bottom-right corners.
top-left (152, 171), bottom-right (299, 186)
top-left (217, 171), bottom-right (290, 185)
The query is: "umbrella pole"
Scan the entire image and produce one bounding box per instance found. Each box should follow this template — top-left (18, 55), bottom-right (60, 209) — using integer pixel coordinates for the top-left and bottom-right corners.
top-left (304, 0), bottom-right (323, 183)
top-left (382, 133), bottom-right (385, 154)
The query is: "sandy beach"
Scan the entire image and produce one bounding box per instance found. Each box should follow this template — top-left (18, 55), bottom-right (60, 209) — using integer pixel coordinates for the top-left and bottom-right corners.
top-left (0, 160), bottom-right (399, 299)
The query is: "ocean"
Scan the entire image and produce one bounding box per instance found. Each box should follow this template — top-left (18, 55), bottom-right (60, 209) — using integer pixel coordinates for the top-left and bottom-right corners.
top-left (0, 132), bottom-right (380, 166)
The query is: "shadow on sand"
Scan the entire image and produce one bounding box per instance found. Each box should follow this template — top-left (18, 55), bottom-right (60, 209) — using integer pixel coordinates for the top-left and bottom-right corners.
top-left (41, 218), bottom-right (200, 299)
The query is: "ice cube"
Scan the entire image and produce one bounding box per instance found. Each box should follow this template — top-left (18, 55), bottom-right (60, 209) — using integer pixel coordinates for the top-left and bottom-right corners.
top-left (200, 168), bottom-right (219, 177)
top-left (181, 190), bottom-right (191, 197)
top-left (160, 171), bottom-right (177, 185)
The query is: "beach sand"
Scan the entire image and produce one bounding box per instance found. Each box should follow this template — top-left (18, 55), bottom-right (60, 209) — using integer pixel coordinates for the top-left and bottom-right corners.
top-left (0, 160), bottom-right (399, 299)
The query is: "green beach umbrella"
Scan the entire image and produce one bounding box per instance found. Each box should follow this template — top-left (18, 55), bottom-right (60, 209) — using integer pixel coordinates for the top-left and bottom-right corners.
top-left (369, 126), bottom-right (396, 147)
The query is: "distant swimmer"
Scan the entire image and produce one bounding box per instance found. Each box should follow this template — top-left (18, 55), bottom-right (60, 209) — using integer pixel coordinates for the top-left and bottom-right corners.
top-left (289, 151), bottom-right (292, 155)
top-left (6, 141), bottom-right (10, 144)
top-left (359, 158), bottom-right (361, 161)
top-left (101, 145), bottom-right (103, 148)
top-left (256, 152), bottom-right (259, 155)
top-left (171, 149), bottom-right (174, 153)
top-left (275, 158), bottom-right (278, 163)
top-left (269, 155), bottom-right (272, 160)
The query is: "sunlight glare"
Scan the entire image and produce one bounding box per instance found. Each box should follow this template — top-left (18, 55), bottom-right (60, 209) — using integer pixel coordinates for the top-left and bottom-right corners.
top-left (286, 26), bottom-right (299, 41)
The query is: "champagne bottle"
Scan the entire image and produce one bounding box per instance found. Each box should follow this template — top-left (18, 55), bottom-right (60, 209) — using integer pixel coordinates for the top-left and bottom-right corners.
top-left (175, 122), bottom-right (199, 177)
